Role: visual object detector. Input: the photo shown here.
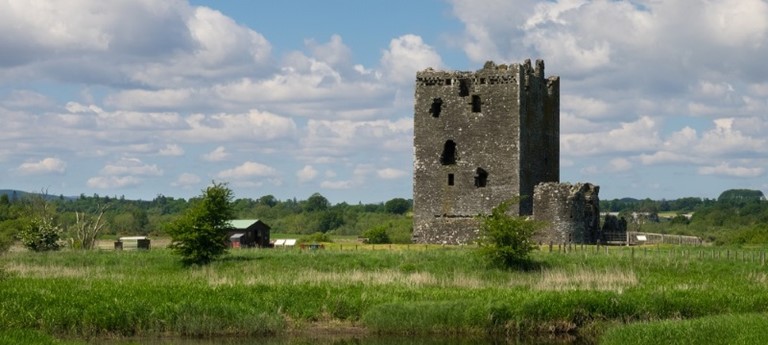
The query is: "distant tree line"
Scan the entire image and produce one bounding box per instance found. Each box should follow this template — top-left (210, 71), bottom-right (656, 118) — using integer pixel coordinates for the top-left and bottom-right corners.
top-left (0, 190), bottom-right (414, 252)
top-left (2, 187), bottom-right (767, 252)
top-left (601, 189), bottom-right (768, 244)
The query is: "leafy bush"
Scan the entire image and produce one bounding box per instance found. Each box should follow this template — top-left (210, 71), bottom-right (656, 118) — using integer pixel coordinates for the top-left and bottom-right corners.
top-left (19, 217), bottom-right (62, 252)
top-left (300, 232), bottom-right (333, 243)
top-left (363, 225), bottom-right (391, 244)
top-left (476, 200), bottom-right (541, 269)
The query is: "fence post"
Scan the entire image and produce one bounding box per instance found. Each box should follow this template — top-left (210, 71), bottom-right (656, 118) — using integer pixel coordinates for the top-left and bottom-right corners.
top-left (549, 241), bottom-right (553, 253)
top-left (762, 251), bottom-right (766, 266)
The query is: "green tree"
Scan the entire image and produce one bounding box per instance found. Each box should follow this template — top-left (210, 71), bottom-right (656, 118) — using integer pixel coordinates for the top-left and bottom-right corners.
top-left (257, 194), bottom-right (278, 207)
top-left (304, 193), bottom-right (330, 212)
top-left (476, 199), bottom-right (542, 269)
top-left (718, 189), bottom-right (766, 204)
top-left (384, 198), bottom-right (411, 214)
top-left (317, 210), bottom-right (344, 233)
top-left (167, 182), bottom-right (235, 265)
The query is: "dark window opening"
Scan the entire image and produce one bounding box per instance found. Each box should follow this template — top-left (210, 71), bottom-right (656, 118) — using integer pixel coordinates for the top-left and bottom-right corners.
top-left (474, 167), bottom-right (488, 187)
top-left (458, 79), bottom-right (470, 97)
top-left (429, 98), bottom-right (443, 118)
top-left (445, 79), bottom-right (452, 86)
top-left (480, 78), bottom-right (486, 85)
top-left (448, 174), bottom-right (454, 186)
top-left (440, 140), bottom-right (456, 165)
top-left (471, 95), bottom-right (481, 112)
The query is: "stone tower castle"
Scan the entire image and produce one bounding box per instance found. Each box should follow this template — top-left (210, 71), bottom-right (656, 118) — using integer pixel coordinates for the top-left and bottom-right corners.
top-left (412, 60), bottom-right (561, 244)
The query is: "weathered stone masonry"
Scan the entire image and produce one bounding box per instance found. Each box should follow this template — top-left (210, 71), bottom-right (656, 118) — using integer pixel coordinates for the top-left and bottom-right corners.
top-left (412, 60), bottom-right (560, 244)
top-left (532, 182), bottom-right (601, 244)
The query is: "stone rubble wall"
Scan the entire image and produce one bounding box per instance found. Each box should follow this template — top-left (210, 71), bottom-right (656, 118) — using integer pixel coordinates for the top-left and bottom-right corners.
top-left (532, 182), bottom-right (601, 244)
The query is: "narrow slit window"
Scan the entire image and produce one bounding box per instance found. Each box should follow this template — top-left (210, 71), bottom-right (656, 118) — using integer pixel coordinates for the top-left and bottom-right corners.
top-left (429, 98), bottom-right (443, 118)
top-left (440, 140), bottom-right (456, 165)
top-left (458, 79), bottom-right (470, 97)
top-left (471, 95), bottom-right (481, 113)
top-left (474, 168), bottom-right (488, 187)
top-left (448, 174), bottom-right (454, 186)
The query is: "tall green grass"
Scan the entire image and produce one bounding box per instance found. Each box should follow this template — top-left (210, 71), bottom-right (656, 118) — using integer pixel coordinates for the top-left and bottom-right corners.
top-left (600, 313), bottom-right (768, 345)
top-left (0, 329), bottom-right (84, 345)
top-left (2, 245), bottom-right (768, 341)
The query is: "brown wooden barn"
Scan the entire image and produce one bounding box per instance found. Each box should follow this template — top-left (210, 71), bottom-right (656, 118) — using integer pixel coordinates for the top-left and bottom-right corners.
top-left (227, 219), bottom-right (271, 248)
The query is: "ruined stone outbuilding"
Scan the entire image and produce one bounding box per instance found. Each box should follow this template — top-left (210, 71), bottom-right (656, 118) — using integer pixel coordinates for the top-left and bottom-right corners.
top-left (412, 60), bottom-right (560, 244)
top-left (532, 182), bottom-right (601, 244)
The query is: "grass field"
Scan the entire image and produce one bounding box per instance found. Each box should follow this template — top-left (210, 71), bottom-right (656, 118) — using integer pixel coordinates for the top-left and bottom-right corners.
top-left (2, 243), bottom-right (768, 344)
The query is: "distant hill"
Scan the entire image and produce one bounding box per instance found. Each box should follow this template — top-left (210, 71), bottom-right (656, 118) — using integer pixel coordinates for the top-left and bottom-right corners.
top-left (0, 189), bottom-right (30, 201)
top-left (0, 189), bottom-right (76, 201)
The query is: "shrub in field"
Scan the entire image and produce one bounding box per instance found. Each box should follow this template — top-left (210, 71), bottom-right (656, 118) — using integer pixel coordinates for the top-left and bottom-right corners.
top-left (167, 182), bottom-right (235, 265)
top-left (363, 225), bottom-right (391, 244)
top-left (301, 231), bottom-right (333, 243)
top-left (476, 199), bottom-right (541, 269)
top-left (19, 217), bottom-right (62, 252)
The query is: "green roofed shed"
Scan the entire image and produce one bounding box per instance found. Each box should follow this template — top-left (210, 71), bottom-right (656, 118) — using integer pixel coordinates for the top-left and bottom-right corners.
top-left (226, 219), bottom-right (271, 248)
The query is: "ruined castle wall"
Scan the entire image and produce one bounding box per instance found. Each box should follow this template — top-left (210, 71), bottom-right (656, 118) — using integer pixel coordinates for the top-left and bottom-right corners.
top-left (543, 76), bottom-right (560, 183)
top-left (533, 182), bottom-right (600, 244)
top-left (413, 60), bottom-right (560, 244)
top-left (519, 60), bottom-right (560, 215)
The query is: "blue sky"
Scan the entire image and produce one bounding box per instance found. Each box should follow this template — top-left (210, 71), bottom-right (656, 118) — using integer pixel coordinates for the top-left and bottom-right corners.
top-left (1, 0), bottom-right (767, 203)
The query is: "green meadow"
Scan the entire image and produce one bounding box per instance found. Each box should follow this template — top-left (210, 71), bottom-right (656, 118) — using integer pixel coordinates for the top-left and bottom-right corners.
top-left (2, 244), bottom-right (768, 344)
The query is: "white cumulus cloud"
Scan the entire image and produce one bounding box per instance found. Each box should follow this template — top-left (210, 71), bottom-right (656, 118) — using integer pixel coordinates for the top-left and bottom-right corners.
top-left (698, 163), bottom-right (764, 178)
top-left (158, 144), bottom-right (184, 156)
top-left (217, 161), bottom-right (278, 179)
top-left (171, 173), bottom-right (201, 187)
top-left (100, 158), bottom-right (163, 176)
top-left (202, 146), bottom-right (230, 162)
top-left (380, 34), bottom-right (443, 84)
top-left (297, 165), bottom-right (318, 183)
top-left (17, 157), bottom-right (66, 175)
top-left (377, 168), bottom-right (408, 179)
top-left (87, 176), bottom-right (142, 189)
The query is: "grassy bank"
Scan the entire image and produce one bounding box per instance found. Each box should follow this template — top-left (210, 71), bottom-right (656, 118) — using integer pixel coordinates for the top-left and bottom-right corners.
top-left (600, 313), bottom-right (768, 344)
top-left (1, 245), bottom-right (768, 341)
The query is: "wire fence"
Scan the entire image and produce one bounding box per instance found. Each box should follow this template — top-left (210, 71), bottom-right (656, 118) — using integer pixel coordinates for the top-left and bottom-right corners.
top-left (539, 240), bottom-right (767, 266)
